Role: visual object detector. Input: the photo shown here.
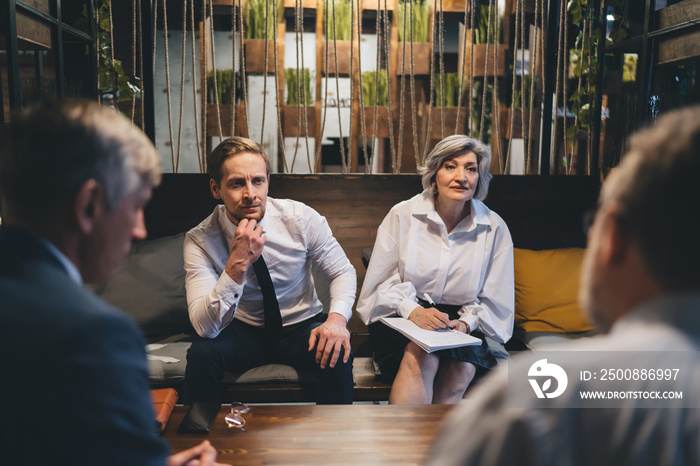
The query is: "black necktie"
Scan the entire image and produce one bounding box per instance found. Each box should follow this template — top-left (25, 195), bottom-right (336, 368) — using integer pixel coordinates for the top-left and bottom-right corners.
top-left (252, 255), bottom-right (282, 332)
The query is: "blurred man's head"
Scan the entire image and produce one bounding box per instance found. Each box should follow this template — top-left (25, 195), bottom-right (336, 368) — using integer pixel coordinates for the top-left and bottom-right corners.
top-left (580, 106), bottom-right (700, 330)
top-left (0, 99), bottom-right (161, 283)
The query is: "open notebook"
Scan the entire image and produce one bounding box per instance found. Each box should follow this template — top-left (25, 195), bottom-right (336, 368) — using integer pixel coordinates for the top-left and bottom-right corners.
top-left (381, 317), bottom-right (482, 353)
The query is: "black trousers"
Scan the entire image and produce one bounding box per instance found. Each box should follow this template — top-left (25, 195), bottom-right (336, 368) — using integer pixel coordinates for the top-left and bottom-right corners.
top-left (181, 313), bottom-right (354, 404)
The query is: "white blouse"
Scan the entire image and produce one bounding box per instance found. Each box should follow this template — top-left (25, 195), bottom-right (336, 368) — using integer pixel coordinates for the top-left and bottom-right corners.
top-left (356, 190), bottom-right (514, 343)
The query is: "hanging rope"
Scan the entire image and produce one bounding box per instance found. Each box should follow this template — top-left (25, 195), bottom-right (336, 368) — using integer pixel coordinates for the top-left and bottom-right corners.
top-left (201, 0), bottom-right (208, 162)
top-left (231, 0), bottom-right (236, 137)
top-left (355, 0), bottom-right (370, 173)
top-left (525, 0), bottom-right (541, 172)
top-left (259, 0), bottom-right (270, 143)
top-left (562, 0), bottom-right (569, 175)
top-left (108, 0), bottom-right (116, 97)
top-left (131, 0), bottom-right (137, 122)
top-left (160, 0), bottom-right (177, 172)
top-left (586, 13), bottom-right (593, 175)
top-left (354, 0), bottom-right (370, 173)
top-left (455, 0), bottom-right (469, 136)
top-left (315, 0), bottom-right (332, 170)
top-left (189, 0), bottom-right (203, 172)
top-left (408, 0), bottom-right (420, 166)
top-left (468, 0), bottom-right (475, 137)
top-left (348, 0), bottom-right (356, 170)
top-left (331, 0), bottom-right (348, 173)
top-left (491, 0), bottom-right (502, 167)
top-left (382, 0), bottom-right (397, 169)
top-left (370, 1), bottom-right (382, 168)
top-left (297, 1), bottom-right (313, 172)
top-left (570, 18), bottom-right (586, 175)
top-left (518, 0), bottom-right (528, 170)
top-left (552, 0), bottom-right (565, 174)
top-left (396, 0), bottom-right (408, 173)
top-left (438, 0), bottom-right (446, 140)
top-left (290, 0), bottom-right (304, 171)
top-left (138, 0), bottom-right (145, 131)
top-left (209, 0), bottom-right (225, 145)
top-left (478, 0), bottom-right (491, 142)
top-left (271, 0), bottom-right (289, 172)
top-left (173, 0), bottom-right (188, 172)
top-left (421, 1), bottom-right (436, 163)
top-left (238, 0), bottom-right (251, 136)
top-left (504, 0), bottom-right (520, 174)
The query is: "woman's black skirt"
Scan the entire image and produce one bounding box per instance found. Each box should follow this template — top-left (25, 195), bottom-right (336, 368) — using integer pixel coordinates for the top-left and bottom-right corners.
top-left (369, 302), bottom-right (497, 382)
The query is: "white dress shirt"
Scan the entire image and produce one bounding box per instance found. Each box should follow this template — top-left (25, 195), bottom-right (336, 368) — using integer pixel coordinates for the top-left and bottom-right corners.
top-left (184, 199), bottom-right (357, 338)
top-left (356, 190), bottom-right (514, 343)
top-left (428, 293), bottom-right (700, 466)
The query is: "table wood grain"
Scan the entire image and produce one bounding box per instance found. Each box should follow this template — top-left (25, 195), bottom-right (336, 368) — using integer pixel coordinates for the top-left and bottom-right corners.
top-left (163, 404), bottom-right (456, 465)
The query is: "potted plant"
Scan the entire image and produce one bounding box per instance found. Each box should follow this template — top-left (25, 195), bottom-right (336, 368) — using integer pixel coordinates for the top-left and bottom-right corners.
top-left (430, 72), bottom-right (468, 139)
top-left (397, 0), bottom-right (431, 75)
top-left (206, 69), bottom-right (246, 137)
top-left (500, 75), bottom-right (542, 140)
top-left (323, 0), bottom-right (353, 75)
top-left (461, 5), bottom-right (507, 77)
top-left (244, 0), bottom-right (284, 73)
top-left (361, 70), bottom-right (390, 138)
top-left (283, 68), bottom-right (315, 137)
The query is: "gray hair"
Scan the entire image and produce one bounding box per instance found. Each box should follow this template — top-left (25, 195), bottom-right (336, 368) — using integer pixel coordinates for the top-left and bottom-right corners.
top-left (0, 99), bottom-right (161, 221)
top-left (601, 105), bottom-right (700, 292)
top-left (418, 135), bottom-right (493, 201)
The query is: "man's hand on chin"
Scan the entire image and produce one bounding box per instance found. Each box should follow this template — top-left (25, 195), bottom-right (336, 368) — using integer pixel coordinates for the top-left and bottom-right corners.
top-left (308, 313), bottom-right (351, 369)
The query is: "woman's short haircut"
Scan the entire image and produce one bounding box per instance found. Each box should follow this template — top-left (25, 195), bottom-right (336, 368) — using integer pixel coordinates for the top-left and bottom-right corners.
top-left (0, 99), bottom-right (160, 221)
top-left (207, 137), bottom-right (271, 185)
top-left (418, 134), bottom-right (493, 201)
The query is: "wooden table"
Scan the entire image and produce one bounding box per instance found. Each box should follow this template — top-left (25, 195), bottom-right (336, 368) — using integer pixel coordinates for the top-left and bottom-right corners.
top-left (163, 404), bottom-right (457, 465)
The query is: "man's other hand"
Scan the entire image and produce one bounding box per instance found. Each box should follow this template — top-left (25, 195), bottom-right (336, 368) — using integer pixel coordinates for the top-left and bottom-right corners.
top-left (167, 440), bottom-right (229, 466)
top-left (308, 313), bottom-right (351, 369)
top-left (225, 219), bottom-right (265, 284)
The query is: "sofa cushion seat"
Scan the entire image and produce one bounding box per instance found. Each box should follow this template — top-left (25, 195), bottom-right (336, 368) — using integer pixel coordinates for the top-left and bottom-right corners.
top-left (520, 330), bottom-right (598, 350)
top-left (146, 342), bottom-right (378, 385)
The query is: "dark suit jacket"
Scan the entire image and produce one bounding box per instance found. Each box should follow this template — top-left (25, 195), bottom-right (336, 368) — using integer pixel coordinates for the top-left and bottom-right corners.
top-left (0, 226), bottom-right (169, 465)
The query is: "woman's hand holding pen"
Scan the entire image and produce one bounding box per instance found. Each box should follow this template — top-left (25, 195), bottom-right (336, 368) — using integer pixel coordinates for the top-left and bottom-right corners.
top-left (408, 306), bottom-right (451, 330)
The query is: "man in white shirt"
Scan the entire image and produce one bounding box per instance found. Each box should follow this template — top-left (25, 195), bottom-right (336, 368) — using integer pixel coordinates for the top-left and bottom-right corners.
top-left (181, 137), bottom-right (357, 404)
top-left (428, 106), bottom-right (700, 465)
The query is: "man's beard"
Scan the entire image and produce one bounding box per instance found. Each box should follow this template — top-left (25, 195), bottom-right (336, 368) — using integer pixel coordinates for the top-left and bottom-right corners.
top-left (229, 203), bottom-right (266, 223)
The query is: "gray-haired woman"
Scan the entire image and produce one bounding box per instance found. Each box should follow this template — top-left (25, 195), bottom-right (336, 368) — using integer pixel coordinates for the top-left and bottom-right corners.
top-left (356, 135), bottom-right (514, 404)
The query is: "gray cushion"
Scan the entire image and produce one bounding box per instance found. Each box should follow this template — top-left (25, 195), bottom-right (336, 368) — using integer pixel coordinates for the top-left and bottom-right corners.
top-left (147, 342), bottom-right (377, 384)
top-left (100, 233), bottom-right (193, 342)
top-left (520, 330), bottom-right (598, 350)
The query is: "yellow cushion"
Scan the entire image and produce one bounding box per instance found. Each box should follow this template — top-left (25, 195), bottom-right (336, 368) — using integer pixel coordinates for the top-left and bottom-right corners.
top-left (514, 248), bottom-right (595, 333)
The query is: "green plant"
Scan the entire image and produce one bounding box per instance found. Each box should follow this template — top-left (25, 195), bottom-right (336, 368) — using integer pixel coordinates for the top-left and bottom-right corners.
top-left (565, 0), bottom-right (630, 140)
top-left (474, 5), bottom-right (501, 45)
top-left (323, 0), bottom-right (353, 41)
top-left (361, 70), bottom-right (388, 106)
top-left (285, 68), bottom-right (312, 106)
top-left (397, 0), bottom-right (430, 43)
top-left (208, 70), bottom-right (236, 105)
top-left (512, 75), bottom-right (542, 108)
top-left (91, 1), bottom-right (140, 103)
top-left (244, 0), bottom-right (284, 39)
top-left (433, 73), bottom-right (462, 107)
top-left (470, 79), bottom-right (493, 144)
